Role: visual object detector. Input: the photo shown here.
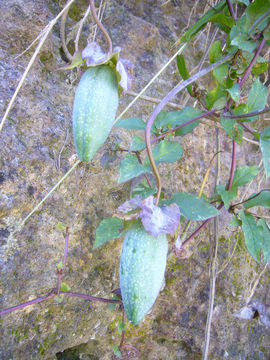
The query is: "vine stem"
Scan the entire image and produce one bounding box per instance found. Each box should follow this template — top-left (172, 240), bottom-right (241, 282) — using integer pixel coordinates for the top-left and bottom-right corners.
top-left (0, 291), bottom-right (121, 316)
top-left (89, 0), bottom-right (112, 56)
top-left (227, 140), bottom-right (236, 191)
top-left (152, 108), bottom-right (218, 144)
top-left (145, 53), bottom-right (234, 205)
top-left (226, 0), bottom-right (237, 22)
top-left (223, 105), bottom-right (270, 119)
top-left (239, 38), bottom-right (266, 87)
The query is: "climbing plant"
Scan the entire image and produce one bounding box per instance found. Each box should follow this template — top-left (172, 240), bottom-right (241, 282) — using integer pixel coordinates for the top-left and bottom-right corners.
top-left (1, 0), bottom-right (270, 358)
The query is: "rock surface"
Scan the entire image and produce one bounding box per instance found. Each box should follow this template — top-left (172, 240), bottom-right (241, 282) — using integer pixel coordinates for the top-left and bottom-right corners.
top-left (0, 0), bottom-right (270, 359)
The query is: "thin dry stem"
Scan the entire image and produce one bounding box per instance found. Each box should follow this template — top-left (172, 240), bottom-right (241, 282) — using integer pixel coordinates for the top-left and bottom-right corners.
top-left (246, 263), bottom-right (269, 305)
top-left (0, 0), bottom-right (76, 133)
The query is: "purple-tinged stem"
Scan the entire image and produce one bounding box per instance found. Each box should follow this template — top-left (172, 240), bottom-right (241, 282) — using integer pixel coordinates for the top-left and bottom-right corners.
top-left (223, 106), bottom-right (270, 119)
top-left (239, 122), bottom-right (256, 135)
top-left (135, 152), bottom-right (152, 188)
top-left (0, 291), bottom-right (56, 316)
top-left (145, 53), bottom-right (233, 206)
top-left (227, 140), bottom-right (236, 191)
top-left (89, 0), bottom-right (112, 60)
top-left (239, 38), bottom-right (266, 87)
top-left (0, 290), bottom-right (121, 317)
top-left (152, 108), bottom-right (218, 144)
top-left (226, 0), bottom-right (237, 22)
top-left (61, 291), bottom-right (121, 304)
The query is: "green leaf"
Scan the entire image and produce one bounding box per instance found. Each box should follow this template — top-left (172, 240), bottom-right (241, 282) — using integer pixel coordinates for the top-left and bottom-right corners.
top-left (164, 192), bottom-right (219, 220)
top-left (131, 183), bottom-right (156, 200)
top-left (232, 166), bottom-right (260, 187)
top-left (57, 261), bottom-right (63, 270)
top-left (216, 184), bottom-right (238, 209)
top-left (94, 217), bottom-right (124, 249)
top-left (226, 83), bottom-right (240, 103)
top-left (239, 210), bottom-right (261, 262)
top-left (260, 126), bottom-right (270, 178)
top-left (251, 61), bottom-right (268, 76)
top-left (209, 13), bottom-right (235, 33)
top-left (118, 154), bottom-right (150, 183)
top-left (57, 222), bottom-right (63, 231)
top-left (244, 190), bottom-right (270, 209)
top-left (57, 51), bottom-right (83, 71)
top-left (179, 0), bottom-right (227, 43)
top-left (144, 141), bottom-right (183, 166)
top-left (107, 295), bottom-right (121, 311)
top-left (230, 17), bottom-right (257, 52)
top-left (154, 108), bottom-right (203, 136)
top-left (220, 116), bottom-right (243, 145)
top-left (229, 215), bottom-right (242, 227)
top-left (213, 63), bottom-right (228, 87)
top-left (235, 0), bottom-right (249, 5)
top-left (205, 85), bottom-right (227, 110)
top-left (209, 41), bottom-right (223, 64)
top-left (118, 321), bottom-right (126, 335)
top-left (246, 78), bottom-right (268, 113)
top-left (113, 345), bottom-right (122, 358)
top-left (115, 117), bottom-right (146, 130)
top-left (245, 0), bottom-right (270, 35)
top-left (177, 55), bottom-right (192, 94)
top-left (129, 135), bottom-right (146, 152)
top-left (257, 219), bottom-right (270, 263)
top-left (60, 282), bottom-right (71, 292)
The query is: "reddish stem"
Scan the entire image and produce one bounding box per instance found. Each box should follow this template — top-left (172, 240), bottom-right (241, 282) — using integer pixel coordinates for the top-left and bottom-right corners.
top-left (152, 108), bottom-right (218, 144)
top-left (227, 140), bottom-right (236, 191)
top-left (226, 0), bottom-right (237, 22)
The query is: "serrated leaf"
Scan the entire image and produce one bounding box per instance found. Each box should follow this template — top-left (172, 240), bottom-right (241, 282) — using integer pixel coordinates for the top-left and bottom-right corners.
top-left (94, 217), bottom-right (124, 249)
top-left (209, 41), bottom-right (223, 64)
top-left (129, 135), bottom-right (146, 152)
top-left (145, 141), bottom-right (183, 166)
top-left (118, 154), bottom-right (150, 183)
top-left (177, 55), bottom-right (192, 94)
top-left (140, 196), bottom-right (180, 237)
top-left (246, 78), bottom-right (268, 113)
top-left (180, 0), bottom-right (227, 43)
top-left (244, 191), bottom-right (270, 209)
top-left (115, 117), bottom-right (146, 130)
top-left (232, 166), bottom-right (260, 187)
top-left (164, 192), bottom-right (219, 220)
top-left (260, 126), bottom-right (270, 178)
top-left (227, 83), bottom-right (240, 102)
top-left (239, 210), bottom-right (262, 262)
top-left (216, 184), bottom-right (238, 209)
